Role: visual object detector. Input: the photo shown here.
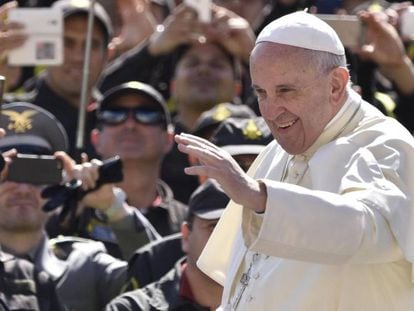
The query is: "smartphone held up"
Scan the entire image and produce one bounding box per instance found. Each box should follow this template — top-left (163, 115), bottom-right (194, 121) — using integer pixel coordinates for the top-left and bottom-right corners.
top-left (316, 14), bottom-right (365, 48)
top-left (6, 154), bottom-right (63, 185)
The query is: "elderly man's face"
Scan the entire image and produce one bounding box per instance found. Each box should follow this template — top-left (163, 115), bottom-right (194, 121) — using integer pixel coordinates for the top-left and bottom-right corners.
top-left (250, 43), bottom-right (338, 155)
top-left (0, 182), bottom-right (47, 234)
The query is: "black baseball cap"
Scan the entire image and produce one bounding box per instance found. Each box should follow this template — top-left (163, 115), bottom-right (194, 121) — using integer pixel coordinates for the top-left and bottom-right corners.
top-left (0, 102), bottom-right (69, 154)
top-left (98, 81), bottom-right (172, 129)
top-left (188, 179), bottom-right (229, 220)
top-left (210, 117), bottom-right (272, 156)
top-left (193, 103), bottom-right (257, 137)
top-left (52, 0), bottom-right (113, 44)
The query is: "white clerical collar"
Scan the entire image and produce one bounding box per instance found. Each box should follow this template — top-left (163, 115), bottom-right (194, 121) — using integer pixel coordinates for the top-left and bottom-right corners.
top-left (325, 88), bottom-right (360, 130)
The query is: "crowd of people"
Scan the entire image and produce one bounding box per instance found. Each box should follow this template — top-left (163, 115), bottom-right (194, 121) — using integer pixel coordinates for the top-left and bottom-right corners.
top-left (0, 0), bottom-right (414, 310)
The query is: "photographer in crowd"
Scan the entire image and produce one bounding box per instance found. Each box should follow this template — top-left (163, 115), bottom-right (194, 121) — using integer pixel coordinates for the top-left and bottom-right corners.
top-left (0, 101), bottom-right (156, 311)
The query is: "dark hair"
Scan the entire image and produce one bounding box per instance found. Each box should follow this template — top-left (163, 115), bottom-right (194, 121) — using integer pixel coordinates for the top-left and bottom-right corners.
top-left (172, 43), bottom-right (242, 81)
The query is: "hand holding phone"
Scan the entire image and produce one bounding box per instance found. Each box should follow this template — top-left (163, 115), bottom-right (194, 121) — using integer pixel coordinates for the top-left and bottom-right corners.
top-left (7, 8), bottom-right (63, 66)
top-left (316, 14), bottom-right (365, 48)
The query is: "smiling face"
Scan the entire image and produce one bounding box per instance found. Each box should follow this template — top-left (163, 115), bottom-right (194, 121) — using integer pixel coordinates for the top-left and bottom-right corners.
top-left (250, 42), bottom-right (347, 155)
top-left (172, 43), bottom-right (238, 113)
top-left (46, 14), bottom-right (109, 103)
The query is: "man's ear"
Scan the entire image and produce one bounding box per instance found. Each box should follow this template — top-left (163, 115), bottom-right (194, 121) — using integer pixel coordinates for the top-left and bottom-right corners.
top-left (106, 39), bottom-right (118, 61)
top-left (90, 128), bottom-right (101, 151)
top-left (181, 222), bottom-right (191, 254)
top-left (163, 128), bottom-right (174, 154)
top-left (330, 67), bottom-right (349, 106)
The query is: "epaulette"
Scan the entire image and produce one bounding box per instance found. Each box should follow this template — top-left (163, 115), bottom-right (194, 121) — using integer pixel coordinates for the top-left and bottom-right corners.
top-left (49, 235), bottom-right (106, 260)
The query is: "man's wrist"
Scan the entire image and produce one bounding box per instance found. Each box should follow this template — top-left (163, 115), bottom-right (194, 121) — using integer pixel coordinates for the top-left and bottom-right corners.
top-left (104, 187), bottom-right (128, 221)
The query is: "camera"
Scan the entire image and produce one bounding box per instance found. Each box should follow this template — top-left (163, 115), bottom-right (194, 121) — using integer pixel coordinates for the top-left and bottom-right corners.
top-left (7, 154), bottom-right (63, 185)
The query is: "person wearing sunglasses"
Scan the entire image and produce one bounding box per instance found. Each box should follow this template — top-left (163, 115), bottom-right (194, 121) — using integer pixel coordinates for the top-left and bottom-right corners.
top-left (48, 81), bottom-right (188, 260)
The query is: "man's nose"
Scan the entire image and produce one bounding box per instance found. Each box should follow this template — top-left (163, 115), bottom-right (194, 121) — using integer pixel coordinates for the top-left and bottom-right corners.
top-left (123, 112), bottom-right (137, 128)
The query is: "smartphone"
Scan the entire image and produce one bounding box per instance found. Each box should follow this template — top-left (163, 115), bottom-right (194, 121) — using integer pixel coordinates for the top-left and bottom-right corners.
top-left (7, 154), bottom-right (63, 185)
top-left (8, 8), bottom-right (63, 66)
top-left (184, 0), bottom-right (211, 22)
top-left (400, 6), bottom-right (414, 40)
top-left (316, 14), bottom-right (365, 48)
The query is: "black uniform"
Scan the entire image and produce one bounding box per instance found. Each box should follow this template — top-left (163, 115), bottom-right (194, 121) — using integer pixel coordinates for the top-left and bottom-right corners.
top-left (105, 259), bottom-right (209, 311)
top-left (0, 250), bottom-right (62, 311)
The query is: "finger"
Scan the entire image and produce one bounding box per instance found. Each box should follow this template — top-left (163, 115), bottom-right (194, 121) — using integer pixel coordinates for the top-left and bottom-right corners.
top-left (184, 163), bottom-right (216, 177)
top-left (81, 152), bottom-right (89, 163)
top-left (79, 162), bottom-right (99, 189)
top-left (176, 132), bottom-right (211, 146)
top-left (0, 1), bottom-right (17, 21)
top-left (90, 159), bottom-right (102, 182)
top-left (81, 172), bottom-right (96, 190)
top-left (0, 148), bottom-right (17, 182)
top-left (54, 151), bottom-right (76, 180)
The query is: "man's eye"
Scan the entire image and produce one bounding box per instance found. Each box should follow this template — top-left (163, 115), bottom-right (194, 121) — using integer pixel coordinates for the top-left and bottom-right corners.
top-left (254, 89), bottom-right (266, 98)
top-left (278, 88), bottom-right (294, 93)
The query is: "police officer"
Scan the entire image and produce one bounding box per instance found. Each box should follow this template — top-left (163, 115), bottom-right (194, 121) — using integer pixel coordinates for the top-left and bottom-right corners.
top-left (0, 249), bottom-right (62, 311)
top-left (106, 179), bottom-right (228, 310)
top-left (0, 102), bottom-right (157, 311)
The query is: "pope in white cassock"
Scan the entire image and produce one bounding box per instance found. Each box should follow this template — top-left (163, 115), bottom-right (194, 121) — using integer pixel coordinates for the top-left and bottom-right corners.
top-left (175, 10), bottom-right (414, 311)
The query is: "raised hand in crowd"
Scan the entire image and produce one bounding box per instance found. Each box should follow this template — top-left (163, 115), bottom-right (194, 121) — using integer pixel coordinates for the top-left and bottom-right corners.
top-left (356, 10), bottom-right (414, 96)
top-left (204, 4), bottom-right (256, 64)
top-left (0, 1), bottom-right (27, 92)
top-left (55, 152), bottom-right (131, 223)
top-left (148, 4), bottom-right (205, 56)
top-left (111, 0), bottom-right (157, 58)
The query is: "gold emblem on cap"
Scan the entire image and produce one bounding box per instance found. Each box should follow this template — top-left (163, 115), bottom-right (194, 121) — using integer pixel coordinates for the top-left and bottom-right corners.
top-left (2, 109), bottom-right (38, 133)
top-left (212, 104), bottom-right (231, 121)
top-left (243, 119), bottom-right (262, 140)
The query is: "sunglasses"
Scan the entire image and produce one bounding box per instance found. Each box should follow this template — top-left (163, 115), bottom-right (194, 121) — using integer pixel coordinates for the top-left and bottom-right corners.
top-left (98, 107), bottom-right (166, 127)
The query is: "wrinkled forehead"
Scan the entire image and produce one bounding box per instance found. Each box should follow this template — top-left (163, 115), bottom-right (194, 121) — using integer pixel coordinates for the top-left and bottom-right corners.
top-left (251, 42), bottom-right (304, 61)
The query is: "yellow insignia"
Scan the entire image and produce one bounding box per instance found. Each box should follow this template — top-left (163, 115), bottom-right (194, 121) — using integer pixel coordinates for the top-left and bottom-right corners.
top-left (243, 119), bottom-right (262, 140)
top-left (368, 3), bottom-right (383, 13)
top-left (2, 109), bottom-right (38, 133)
top-left (212, 104), bottom-right (231, 121)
